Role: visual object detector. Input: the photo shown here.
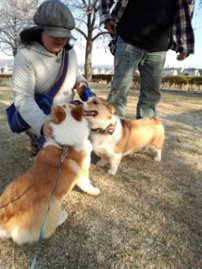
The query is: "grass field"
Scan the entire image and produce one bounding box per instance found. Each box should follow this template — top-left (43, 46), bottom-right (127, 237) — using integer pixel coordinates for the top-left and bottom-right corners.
top-left (0, 80), bottom-right (202, 269)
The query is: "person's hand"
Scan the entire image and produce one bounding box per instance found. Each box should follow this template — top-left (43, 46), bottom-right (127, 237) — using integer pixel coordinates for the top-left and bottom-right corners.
top-left (104, 20), bottom-right (116, 36)
top-left (177, 51), bottom-right (187, 61)
top-left (42, 121), bottom-right (53, 140)
top-left (76, 82), bottom-right (88, 96)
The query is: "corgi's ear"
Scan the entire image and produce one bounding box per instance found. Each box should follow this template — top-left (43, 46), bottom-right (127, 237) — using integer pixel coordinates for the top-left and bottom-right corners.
top-left (107, 104), bottom-right (117, 115)
top-left (51, 106), bottom-right (66, 124)
top-left (71, 105), bottom-right (83, 121)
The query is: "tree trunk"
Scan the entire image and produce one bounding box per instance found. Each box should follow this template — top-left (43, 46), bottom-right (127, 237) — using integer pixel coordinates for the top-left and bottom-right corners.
top-left (84, 37), bottom-right (93, 81)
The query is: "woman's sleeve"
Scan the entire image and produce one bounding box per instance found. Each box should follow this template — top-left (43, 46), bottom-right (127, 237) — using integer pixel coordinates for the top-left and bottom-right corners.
top-left (12, 50), bottom-right (48, 135)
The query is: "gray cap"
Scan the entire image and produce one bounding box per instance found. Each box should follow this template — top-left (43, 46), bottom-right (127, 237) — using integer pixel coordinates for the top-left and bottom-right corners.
top-left (33, 0), bottom-right (75, 38)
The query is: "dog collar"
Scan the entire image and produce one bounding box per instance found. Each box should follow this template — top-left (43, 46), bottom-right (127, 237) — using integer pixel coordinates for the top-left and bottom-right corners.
top-left (91, 122), bottom-right (116, 135)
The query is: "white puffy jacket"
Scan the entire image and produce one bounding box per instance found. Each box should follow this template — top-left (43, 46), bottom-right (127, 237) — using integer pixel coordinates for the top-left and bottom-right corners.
top-left (12, 42), bottom-right (87, 135)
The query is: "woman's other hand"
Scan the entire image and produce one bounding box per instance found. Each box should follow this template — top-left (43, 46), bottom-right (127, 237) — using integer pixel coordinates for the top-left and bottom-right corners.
top-left (42, 121), bottom-right (53, 140)
top-left (76, 82), bottom-right (88, 96)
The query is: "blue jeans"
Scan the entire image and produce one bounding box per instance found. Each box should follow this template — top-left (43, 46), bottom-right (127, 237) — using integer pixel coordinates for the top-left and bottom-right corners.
top-left (108, 36), bottom-right (166, 118)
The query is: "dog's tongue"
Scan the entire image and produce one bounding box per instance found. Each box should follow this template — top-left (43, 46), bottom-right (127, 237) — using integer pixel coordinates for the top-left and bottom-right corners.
top-left (83, 110), bottom-right (98, 117)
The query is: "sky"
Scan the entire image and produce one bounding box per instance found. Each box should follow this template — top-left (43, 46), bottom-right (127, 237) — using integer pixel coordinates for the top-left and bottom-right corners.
top-left (1, 0), bottom-right (202, 69)
top-left (75, 0), bottom-right (202, 69)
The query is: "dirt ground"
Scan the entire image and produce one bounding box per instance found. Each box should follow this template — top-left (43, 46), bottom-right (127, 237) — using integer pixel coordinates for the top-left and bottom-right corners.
top-left (0, 80), bottom-right (202, 269)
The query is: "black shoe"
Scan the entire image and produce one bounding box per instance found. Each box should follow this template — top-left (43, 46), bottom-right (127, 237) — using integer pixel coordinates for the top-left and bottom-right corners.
top-left (25, 131), bottom-right (40, 157)
top-left (91, 151), bottom-right (101, 164)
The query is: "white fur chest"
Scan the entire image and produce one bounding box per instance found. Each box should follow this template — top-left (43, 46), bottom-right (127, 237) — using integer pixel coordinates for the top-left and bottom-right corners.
top-left (90, 121), bottom-right (122, 157)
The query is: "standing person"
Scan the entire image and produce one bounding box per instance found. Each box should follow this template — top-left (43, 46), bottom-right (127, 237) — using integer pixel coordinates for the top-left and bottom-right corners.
top-left (99, 0), bottom-right (195, 119)
top-left (10, 0), bottom-right (95, 156)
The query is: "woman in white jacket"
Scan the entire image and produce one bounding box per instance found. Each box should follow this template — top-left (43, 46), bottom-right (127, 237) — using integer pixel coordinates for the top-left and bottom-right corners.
top-left (12, 0), bottom-right (94, 156)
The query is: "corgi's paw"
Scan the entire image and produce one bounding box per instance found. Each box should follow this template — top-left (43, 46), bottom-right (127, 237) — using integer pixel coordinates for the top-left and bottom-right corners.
top-left (154, 155), bottom-right (161, 161)
top-left (154, 149), bottom-right (162, 162)
top-left (76, 178), bottom-right (100, 196)
top-left (107, 167), bottom-right (118, 176)
top-left (96, 159), bottom-right (107, 168)
top-left (57, 211), bottom-right (68, 226)
top-left (85, 186), bottom-right (100, 196)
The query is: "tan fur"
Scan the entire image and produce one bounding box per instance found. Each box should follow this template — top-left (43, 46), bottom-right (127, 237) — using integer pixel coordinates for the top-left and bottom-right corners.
top-left (84, 97), bottom-right (165, 175)
top-left (115, 118), bottom-right (164, 153)
top-left (0, 104), bottom-right (99, 245)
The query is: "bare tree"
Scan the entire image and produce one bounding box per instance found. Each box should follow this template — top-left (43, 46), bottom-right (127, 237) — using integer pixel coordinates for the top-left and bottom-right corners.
top-left (0, 0), bottom-right (38, 56)
top-left (0, 0), bottom-right (109, 80)
top-left (67, 0), bottom-right (109, 81)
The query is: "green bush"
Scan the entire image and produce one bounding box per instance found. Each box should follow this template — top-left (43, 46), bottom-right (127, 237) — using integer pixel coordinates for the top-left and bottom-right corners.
top-left (1, 74), bottom-right (202, 90)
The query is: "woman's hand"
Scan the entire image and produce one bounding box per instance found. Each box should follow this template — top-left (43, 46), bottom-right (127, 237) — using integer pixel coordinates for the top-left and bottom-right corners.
top-left (76, 82), bottom-right (88, 96)
top-left (76, 82), bottom-right (96, 101)
top-left (42, 121), bottom-right (53, 140)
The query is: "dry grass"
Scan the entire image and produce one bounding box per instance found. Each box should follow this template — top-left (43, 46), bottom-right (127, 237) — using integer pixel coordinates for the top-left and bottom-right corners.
top-left (0, 80), bottom-right (202, 269)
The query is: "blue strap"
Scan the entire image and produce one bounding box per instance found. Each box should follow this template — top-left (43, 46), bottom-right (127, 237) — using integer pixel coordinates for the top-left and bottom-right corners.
top-left (79, 87), bottom-right (96, 101)
top-left (47, 50), bottom-right (68, 97)
top-left (34, 50), bottom-right (69, 114)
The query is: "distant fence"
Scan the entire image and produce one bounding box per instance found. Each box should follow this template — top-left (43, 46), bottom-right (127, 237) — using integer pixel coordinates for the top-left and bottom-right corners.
top-left (0, 73), bottom-right (12, 79)
top-left (161, 75), bottom-right (202, 91)
top-left (91, 74), bottom-right (202, 91)
top-left (1, 74), bottom-right (202, 91)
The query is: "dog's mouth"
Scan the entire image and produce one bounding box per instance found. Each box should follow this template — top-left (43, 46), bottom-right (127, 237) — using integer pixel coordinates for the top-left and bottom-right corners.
top-left (83, 110), bottom-right (98, 117)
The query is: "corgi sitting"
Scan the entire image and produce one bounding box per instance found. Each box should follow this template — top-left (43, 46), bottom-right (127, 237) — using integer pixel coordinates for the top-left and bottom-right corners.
top-left (0, 104), bottom-right (99, 245)
top-left (84, 97), bottom-right (165, 175)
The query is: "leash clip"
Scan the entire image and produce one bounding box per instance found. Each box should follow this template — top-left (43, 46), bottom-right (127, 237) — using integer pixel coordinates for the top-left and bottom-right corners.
top-left (60, 145), bottom-right (68, 163)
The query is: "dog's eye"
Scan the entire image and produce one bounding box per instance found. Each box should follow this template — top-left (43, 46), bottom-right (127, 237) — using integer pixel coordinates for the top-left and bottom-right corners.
top-left (93, 100), bottom-right (98, 105)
